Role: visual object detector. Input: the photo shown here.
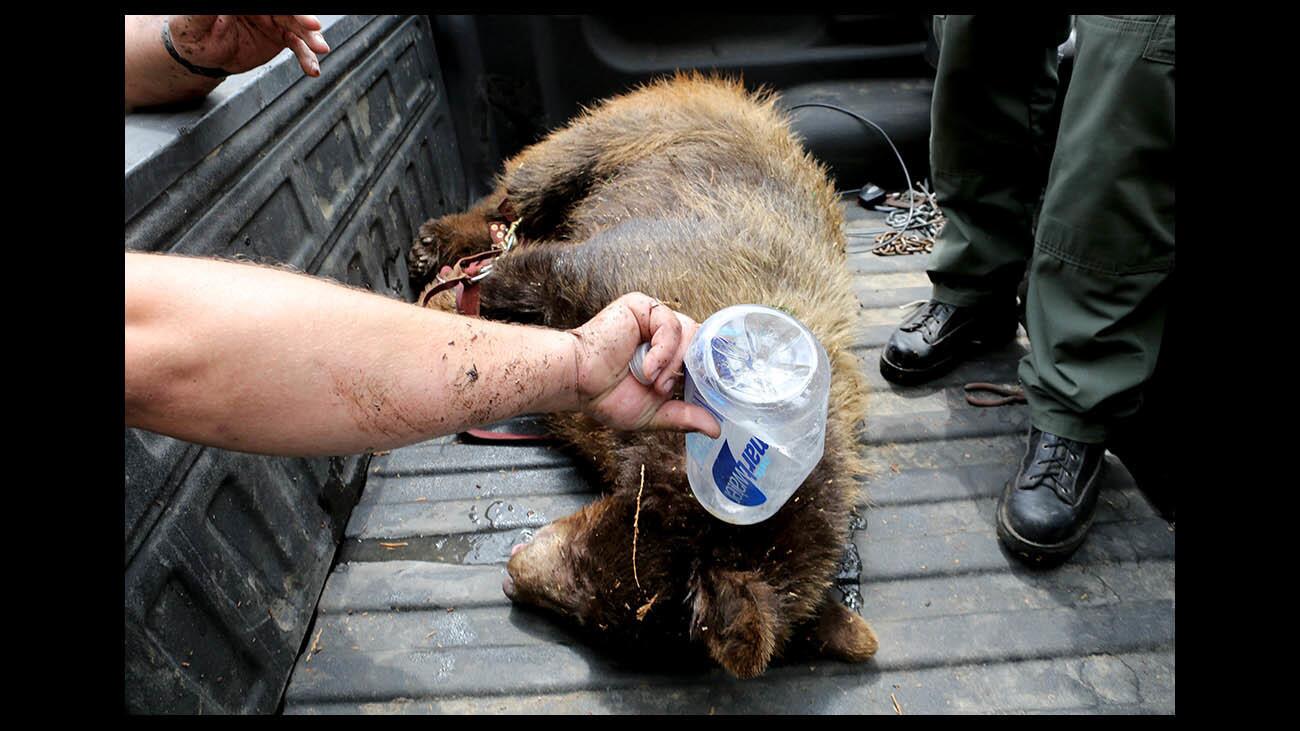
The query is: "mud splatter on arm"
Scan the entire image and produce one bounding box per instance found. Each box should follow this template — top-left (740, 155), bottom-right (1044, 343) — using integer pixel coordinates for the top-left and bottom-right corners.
top-left (126, 252), bottom-right (582, 456)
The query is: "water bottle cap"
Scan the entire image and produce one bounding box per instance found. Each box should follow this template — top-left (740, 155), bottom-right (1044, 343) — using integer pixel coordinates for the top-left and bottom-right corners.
top-left (628, 342), bottom-right (654, 386)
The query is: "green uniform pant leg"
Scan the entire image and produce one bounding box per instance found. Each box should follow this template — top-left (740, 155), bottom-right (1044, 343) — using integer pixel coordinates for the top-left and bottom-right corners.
top-left (1019, 15), bottom-right (1176, 444)
top-left (926, 14), bottom-right (1073, 308)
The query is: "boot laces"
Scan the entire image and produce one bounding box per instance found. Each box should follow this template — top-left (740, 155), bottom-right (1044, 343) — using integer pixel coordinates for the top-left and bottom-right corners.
top-left (1027, 436), bottom-right (1084, 503)
top-left (900, 301), bottom-right (953, 337)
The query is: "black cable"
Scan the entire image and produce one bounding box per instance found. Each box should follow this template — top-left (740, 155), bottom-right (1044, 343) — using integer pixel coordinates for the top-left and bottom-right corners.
top-left (786, 101), bottom-right (917, 235)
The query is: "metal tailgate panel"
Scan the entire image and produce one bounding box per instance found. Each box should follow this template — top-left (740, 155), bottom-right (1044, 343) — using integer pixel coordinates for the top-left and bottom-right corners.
top-left (283, 203), bottom-right (1174, 714)
top-left (124, 15), bottom-right (466, 713)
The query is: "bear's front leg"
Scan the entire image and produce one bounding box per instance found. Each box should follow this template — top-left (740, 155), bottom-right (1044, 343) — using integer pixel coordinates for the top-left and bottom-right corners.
top-left (409, 185), bottom-right (510, 290)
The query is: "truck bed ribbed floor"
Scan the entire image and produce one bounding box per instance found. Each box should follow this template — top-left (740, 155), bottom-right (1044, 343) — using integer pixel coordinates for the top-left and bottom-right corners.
top-left (283, 201), bottom-right (1175, 714)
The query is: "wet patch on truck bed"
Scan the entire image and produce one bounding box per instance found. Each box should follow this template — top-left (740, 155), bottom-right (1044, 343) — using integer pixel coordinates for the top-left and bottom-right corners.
top-left (283, 201), bottom-right (1174, 714)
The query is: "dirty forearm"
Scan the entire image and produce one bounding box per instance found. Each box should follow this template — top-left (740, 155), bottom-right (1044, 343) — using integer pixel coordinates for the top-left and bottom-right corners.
top-left (125, 15), bottom-right (224, 111)
top-left (125, 253), bottom-right (580, 456)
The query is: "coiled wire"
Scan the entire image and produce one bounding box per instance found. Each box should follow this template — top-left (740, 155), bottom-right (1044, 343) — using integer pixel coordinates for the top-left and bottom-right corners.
top-left (786, 101), bottom-right (946, 256)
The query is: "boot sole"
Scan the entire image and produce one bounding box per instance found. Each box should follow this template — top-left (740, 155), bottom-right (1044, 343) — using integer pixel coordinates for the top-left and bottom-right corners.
top-left (995, 496), bottom-right (1092, 569)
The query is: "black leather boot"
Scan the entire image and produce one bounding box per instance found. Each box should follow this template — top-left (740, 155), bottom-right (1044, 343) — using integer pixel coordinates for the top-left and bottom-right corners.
top-left (879, 299), bottom-right (1019, 385)
top-left (997, 427), bottom-right (1107, 567)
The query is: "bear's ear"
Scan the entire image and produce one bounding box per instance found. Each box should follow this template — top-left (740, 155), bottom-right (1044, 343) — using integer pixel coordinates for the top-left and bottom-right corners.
top-left (689, 568), bottom-right (782, 679)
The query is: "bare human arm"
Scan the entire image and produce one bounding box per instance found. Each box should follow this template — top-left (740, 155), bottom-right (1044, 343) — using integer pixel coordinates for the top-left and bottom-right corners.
top-left (125, 252), bottom-right (720, 456)
top-left (125, 15), bottom-right (330, 111)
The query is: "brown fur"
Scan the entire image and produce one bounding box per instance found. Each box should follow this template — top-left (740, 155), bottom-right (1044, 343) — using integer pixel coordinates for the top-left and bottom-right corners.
top-left (412, 73), bottom-right (873, 678)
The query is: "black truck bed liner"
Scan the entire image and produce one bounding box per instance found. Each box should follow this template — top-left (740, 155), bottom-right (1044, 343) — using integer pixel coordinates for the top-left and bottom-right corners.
top-left (282, 202), bottom-right (1175, 714)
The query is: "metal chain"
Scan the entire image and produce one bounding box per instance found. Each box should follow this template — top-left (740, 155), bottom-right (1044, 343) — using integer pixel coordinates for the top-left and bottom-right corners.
top-left (501, 219), bottom-right (520, 252)
top-left (871, 181), bottom-right (946, 257)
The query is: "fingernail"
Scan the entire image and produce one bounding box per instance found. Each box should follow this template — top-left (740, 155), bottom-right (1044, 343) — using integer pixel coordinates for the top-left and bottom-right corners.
top-left (661, 377), bottom-right (675, 394)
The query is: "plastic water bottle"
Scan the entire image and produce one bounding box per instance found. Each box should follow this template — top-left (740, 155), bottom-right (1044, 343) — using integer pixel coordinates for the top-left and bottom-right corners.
top-left (679, 304), bottom-right (831, 524)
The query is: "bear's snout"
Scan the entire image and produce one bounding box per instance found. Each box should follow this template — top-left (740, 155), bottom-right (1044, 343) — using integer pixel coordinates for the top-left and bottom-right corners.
top-left (503, 523), bottom-right (574, 611)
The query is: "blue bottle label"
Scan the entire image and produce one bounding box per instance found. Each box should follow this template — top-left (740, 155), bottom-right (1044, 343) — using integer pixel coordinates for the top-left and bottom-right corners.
top-left (710, 436), bottom-right (770, 506)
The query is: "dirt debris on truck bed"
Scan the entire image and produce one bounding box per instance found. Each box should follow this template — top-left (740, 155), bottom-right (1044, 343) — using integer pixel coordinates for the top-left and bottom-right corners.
top-left (283, 202), bottom-right (1175, 714)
